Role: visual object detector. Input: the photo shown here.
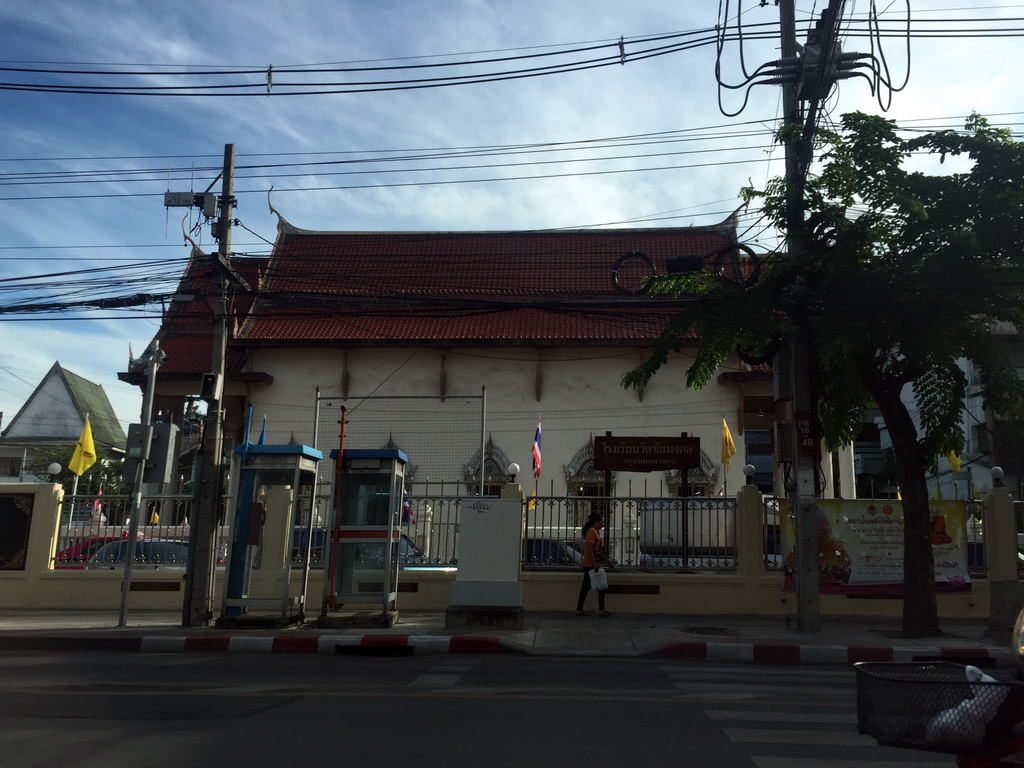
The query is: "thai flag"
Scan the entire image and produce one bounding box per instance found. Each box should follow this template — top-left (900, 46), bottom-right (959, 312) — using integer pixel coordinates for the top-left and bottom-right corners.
top-left (532, 419), bottom-right (542, 479)
top-left (401, 489), bottom-right (415, 525)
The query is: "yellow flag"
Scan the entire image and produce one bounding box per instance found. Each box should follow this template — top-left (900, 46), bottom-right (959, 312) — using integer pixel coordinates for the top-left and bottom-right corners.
top-left (527, 490), bottom-right (536, 511)
top-left (948, 451), bottom-right (961, 473)
top-left (68, 416), bottom-right (97, 476)
top-left (721, 418), bottom-right (737, 470)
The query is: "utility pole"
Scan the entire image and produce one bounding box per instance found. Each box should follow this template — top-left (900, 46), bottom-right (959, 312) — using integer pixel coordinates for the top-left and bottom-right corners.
top-left (183, 144), bottom-right (237, 627)
top-left (119, 341), bottom-right (165, 626)
top-left (778, 0), bottom-right (846, 632)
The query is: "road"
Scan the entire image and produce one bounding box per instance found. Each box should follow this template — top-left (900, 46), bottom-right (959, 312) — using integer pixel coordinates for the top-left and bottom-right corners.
top-left (0, 651), bottom-right (953, 768)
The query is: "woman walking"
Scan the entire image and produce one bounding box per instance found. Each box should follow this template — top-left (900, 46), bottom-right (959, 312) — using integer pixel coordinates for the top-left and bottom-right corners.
top-left (575, 512), bottom-right (612, 617)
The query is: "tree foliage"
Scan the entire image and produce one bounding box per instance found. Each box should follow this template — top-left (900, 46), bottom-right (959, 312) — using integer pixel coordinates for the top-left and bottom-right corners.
top-left (624, 112), bottom-right (1024, 636)
top-left (27, 445), bottom-right (128, 496)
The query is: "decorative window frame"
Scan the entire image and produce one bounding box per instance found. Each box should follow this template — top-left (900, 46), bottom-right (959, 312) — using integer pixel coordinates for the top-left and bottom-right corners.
top-left (564, 438), bottom-right (614, 495)
top-left (462, 435), bottom-right (513, 495)
top-left (664, 450), bottom-right (718, 496)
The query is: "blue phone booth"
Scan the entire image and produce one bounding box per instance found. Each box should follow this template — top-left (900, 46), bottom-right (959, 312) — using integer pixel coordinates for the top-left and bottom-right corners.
top-left (318, 448), bottom-right (407, 629)
top-left (217, 444), bottom-right (322, 628)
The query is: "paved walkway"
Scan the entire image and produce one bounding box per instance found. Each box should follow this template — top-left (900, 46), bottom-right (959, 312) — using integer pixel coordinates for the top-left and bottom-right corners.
top-left (0, 608), bottom-right (1017, 666)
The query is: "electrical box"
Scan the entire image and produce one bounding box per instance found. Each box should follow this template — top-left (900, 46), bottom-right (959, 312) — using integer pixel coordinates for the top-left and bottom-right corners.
top-left (200, 372), bottom-right (223, 402)
top-left (199, 193), bottom-right (219, 217)
top-left (122, 423), bottom-right (179, 486)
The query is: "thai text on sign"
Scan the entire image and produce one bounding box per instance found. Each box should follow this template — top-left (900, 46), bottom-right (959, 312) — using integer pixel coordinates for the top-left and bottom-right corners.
top-left (593, 436), bottom-right (701, 472)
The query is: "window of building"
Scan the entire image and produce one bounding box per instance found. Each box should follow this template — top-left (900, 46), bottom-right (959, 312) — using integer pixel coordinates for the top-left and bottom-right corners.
top-left (744, 429), bottom-right (774, 493)
top-left (0, 456), bottom-right (22, 477)
top-left (665, 451), bottom-right (716, 497)
top-left (462, 437), bottom-right (513, 496)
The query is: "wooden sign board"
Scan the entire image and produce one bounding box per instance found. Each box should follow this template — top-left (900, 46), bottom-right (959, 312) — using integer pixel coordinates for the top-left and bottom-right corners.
top-left (593, 436), bottom-right (701, 472)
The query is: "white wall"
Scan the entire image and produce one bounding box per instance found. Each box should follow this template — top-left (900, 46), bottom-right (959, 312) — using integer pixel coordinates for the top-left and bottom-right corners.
top-left (241, 345), bottom-right (757, 495)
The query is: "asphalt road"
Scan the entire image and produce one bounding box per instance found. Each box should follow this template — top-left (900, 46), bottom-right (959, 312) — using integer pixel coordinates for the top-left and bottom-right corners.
top-left (0, 652), bottom-right (953, 768)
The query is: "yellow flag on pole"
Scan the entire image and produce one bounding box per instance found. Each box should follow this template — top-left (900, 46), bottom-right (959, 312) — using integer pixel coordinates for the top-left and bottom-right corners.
top-left (947, 451), bottom-right (961, 473)
top-left (68, 416), bottom-right (97, 476)
top-left (721, 418), bottom-right (737, 470)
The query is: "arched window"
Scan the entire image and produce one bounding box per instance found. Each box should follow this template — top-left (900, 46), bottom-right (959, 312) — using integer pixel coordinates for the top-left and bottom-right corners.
top-left (564, 438), bottom-right (612, 497)
top-left (462, 435), bottom-right (513, 496)
top-left (664, 450), bottom-right (717, 497)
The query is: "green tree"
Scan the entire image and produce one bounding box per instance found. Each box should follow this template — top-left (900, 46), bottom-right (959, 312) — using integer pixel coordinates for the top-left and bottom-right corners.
top-left (27, 446), bottom-right (128, 497)
top-left (624, 112), bottom-right (1024, 637)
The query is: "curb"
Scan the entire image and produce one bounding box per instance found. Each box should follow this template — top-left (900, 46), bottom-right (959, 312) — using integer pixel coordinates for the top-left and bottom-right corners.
top-left (0, 634), bottom-right (1013, 666)
top-left (137, 633), bottom-right (514, 656)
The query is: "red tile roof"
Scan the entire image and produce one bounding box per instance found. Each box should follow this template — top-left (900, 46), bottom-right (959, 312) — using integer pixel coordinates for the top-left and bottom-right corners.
top-left (243, 220), bottom-right (735, 346)
top-left (135, 219), bottom-right (737, 376)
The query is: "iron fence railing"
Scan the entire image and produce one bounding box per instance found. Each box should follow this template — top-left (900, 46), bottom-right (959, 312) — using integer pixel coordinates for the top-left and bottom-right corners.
top-left (58, 492), bottom-right (785, 573)
top-left (523, 495), bottom-right (738, 571)
top-left (56, 494), bottom-right (228, 568)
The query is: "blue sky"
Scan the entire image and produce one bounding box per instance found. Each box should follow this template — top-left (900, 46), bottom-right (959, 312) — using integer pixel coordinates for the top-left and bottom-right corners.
top-left (0, 1), bottom-right (1020, 434)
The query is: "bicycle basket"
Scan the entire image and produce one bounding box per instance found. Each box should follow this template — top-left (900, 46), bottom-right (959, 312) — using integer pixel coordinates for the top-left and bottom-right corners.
top-left (855, 661), bottom-right (1024, 756)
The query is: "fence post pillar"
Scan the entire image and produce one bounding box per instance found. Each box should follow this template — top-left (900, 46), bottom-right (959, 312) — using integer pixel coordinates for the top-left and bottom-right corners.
top-left (735, 477), bottom-right (765, 580)
top-left (984, 468), bottom-right (1024, 637)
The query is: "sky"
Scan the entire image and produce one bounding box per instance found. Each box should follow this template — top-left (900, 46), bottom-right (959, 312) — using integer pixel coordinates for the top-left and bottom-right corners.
top-left (0, 1), bottom-right (1021, 438)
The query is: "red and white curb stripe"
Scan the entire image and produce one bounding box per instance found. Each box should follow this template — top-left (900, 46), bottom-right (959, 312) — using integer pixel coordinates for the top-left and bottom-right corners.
top-left (139, 634), bottom-right (506, 655)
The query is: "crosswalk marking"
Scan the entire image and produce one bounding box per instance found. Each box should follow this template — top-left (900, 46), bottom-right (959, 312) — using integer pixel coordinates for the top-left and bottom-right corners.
top-left (679, 664), bottom-right (951, 767)
top-left (751, 758), bottom-right (951, 768)
top-left (411, 673), bottom-right (462, 687)
top-left (660, 665), bottom-right (854, 680)
top-left (725, 727), bottom-right (877, 745)
top-left (412, 657), bottom-right (480, 687)
top-left (676, 682), bottom-right (853, 696)
top-left (706, 709), bottom-right (855, 724)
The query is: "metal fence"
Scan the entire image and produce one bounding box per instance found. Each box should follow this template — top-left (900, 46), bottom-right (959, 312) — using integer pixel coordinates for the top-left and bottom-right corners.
top-left (55, 494), bottom-right (228, 568)
top-left (522, 495), bottom-right (739, 571)
top-left (57, 492), bottom-right (782, 573)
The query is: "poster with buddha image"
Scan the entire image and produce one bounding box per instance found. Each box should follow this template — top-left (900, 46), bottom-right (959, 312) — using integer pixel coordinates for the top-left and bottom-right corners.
top-left (780, 499), bottom-right (970, 594)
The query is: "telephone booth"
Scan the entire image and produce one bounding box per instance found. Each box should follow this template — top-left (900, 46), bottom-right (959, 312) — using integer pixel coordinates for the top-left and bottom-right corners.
top-left (217, 444), bottom-right (322, 628)
top-left (319, 448), bottom-right (407, 628)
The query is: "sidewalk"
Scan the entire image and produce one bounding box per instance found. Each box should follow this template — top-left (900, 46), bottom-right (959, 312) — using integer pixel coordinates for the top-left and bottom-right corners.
top-left (0, 608), bottom-right (1016, 666)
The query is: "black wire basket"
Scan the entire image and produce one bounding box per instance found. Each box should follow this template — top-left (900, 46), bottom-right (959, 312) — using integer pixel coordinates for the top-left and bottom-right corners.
top-left (855, 661), bottom-right (1024, 756)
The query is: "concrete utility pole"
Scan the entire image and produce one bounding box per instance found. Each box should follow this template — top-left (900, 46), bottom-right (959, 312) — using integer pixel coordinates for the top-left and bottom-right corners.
top-left (778, 0), bottom-right (846, 632)
top-left (119, 341), bottom-right (165, 626)
top-left (183, 144), bottom-right (237, 627)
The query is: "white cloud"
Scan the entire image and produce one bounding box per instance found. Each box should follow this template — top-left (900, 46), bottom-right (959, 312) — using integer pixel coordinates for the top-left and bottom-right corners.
top-left (0, 0), bottom-right (1020, 434)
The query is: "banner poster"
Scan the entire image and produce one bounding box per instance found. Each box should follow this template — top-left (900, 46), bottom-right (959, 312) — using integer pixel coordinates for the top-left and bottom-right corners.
top-left (780, 499), bottom-right (970, 594)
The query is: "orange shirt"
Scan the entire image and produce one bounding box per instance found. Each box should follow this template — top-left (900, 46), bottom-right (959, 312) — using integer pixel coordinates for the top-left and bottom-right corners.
top-left (582, 527), bottom-right (603, 568)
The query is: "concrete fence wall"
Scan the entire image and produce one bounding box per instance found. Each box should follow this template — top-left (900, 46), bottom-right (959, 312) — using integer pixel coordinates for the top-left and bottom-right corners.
top-left (0, 482), bottom-right (997, 620)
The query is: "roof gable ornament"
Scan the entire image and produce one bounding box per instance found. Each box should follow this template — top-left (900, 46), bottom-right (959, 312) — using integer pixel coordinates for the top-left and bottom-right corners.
top-left (267, 186), bottom-right (299, 236)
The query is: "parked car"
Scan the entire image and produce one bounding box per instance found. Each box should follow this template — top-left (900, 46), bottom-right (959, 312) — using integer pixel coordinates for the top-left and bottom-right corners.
top-left (352, 533), bottom-right (426, 566)
top-left (294, 528), bottom-right (428, 566)
top-left (522, 537), bottom-right (583, 567)
top-left (89, 539), bottom-right (189, 567)
top-left (54, 536), bottom-right (127, 568)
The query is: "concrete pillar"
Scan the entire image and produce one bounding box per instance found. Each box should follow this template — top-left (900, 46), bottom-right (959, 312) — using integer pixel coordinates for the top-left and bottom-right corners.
top-left (984, 472), bottom-right (1024, 637)
top-left (836, 444), bottom-right (857, 499)
top-left (736, 480), bottom-right (766, 580)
